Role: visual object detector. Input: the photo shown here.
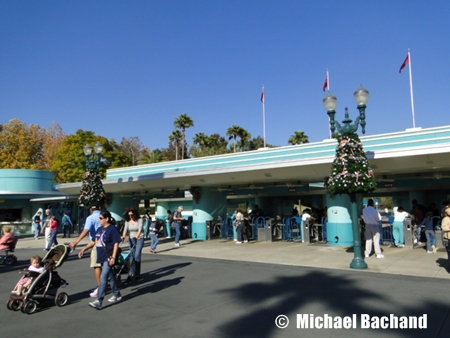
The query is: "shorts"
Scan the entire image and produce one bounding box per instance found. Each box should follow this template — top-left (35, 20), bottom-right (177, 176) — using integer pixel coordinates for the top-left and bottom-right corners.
top-left (90, 248), bottom-right (101, 268)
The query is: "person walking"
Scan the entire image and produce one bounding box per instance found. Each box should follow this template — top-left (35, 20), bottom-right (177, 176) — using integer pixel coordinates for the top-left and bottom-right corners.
top-left (45, 216), bottom-right (59, 250)
top-left (40, 209), bottom-right (52, 250)
top-left (69, 205), bottom-right (102, 297)
top-left (419, 211), bottom-right (438, 253)
top-left (362, 199), bottom-right (384, 258)
top-left (172, 206), bottom-right (184, 247)
top-left (62, 212), bottom-right (73, 238)
top-left (121, 208), bottom-right (144, 281)
top-left (393, 206), bottom-right (409, 248)
top-left (79, 211), bottom-right (122, 310)
top-left (149, 217), bottom-right (159, 253)
top-left (32, 209), bottom-right (42, 240)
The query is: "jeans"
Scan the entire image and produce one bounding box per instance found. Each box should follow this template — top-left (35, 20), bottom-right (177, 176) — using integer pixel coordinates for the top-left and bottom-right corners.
top-left (97, 260), bottom-right (121, 304)
top-left (150, 233), bottom-right (159, 250)
top-left (33, 223), bottom-right (41, 238)
top-left (46, 230), bottom-right (58, 250)
top-left (63, 225), bottom-right (71, 237)
top-left (425, 230), bottom-right (436, 252)
top-left (129, 237), bottom-right (144, 277)
top-left (393, 221), bottom-right (404, 246)
top-left (174, 222), bottom-right (181, 243)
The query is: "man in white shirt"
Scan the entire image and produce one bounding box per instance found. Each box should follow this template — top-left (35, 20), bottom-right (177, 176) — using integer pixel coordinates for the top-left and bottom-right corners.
top-left (362, 199), bottom-right (384, 258)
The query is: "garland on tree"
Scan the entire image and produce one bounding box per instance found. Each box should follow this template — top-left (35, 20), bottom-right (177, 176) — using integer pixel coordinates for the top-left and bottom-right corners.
top-left (326, 132), bottom-right (377, 195)
top-left (78, 169), bottom-right (106, 208)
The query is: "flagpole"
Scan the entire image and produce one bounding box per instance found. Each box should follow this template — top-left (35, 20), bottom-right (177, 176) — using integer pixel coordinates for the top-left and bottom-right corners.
top-left (262, 85), bottom-right (266, 147)
top-left (407, 49), bottom-right (416, 128)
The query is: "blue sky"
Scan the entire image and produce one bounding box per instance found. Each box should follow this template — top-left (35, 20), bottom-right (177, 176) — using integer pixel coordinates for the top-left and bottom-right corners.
top-left (1, 1), bottom-right (449, 151)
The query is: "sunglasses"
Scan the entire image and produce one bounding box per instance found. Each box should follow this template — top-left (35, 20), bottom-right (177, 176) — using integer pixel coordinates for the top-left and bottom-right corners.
top-left (99, 217), bottom-right (105, 220)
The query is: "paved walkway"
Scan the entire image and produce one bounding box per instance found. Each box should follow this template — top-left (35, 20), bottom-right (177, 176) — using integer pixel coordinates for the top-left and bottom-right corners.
top-left (17, 235), bottom-right (450, 279)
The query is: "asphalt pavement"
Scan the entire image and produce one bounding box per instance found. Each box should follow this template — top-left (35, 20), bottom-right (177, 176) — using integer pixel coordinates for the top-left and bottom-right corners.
top-left (1, 235), bottom-right (450, 337)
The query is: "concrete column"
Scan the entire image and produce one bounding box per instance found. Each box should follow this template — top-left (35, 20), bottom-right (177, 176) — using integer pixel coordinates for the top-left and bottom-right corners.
top-left (191, 187), bottom-right (227, 240)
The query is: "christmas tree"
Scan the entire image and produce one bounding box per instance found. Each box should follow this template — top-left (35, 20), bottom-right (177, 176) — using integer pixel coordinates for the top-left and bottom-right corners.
top-left (326, 131), bottom-right (377, 195)
top-left (78, 169), bottom-right (106, 208)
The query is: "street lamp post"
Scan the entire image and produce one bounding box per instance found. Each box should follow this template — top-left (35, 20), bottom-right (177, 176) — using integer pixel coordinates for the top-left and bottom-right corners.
top-left (323, 86), bottom-right (371, 270)
top-left (83, 142), bottom-right (103, 171)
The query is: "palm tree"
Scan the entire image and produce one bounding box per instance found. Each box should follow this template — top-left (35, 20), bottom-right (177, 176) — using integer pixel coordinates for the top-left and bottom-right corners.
top-left (226, 125), bottom-right (242, 152)
top-left (193, 132), bottom-right (209, 150)
top-left (288, 130), bottom-right (309, 145)
top-left (138, 150), bottom-right (164, 164)
top-left (169, 130), bottom-right (183, 160)
top-left (237, 128), bottom-right (251, 151)
top-left (174, 114), bottom-right (194, 159)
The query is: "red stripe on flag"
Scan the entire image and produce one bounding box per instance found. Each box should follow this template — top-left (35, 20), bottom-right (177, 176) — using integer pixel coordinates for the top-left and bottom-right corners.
top-left (322, 75), bottom-right (328, 91)
top-left (399, 55), bottom-right (409, 73)
top-left (260, 90), bottom-right (264, 102)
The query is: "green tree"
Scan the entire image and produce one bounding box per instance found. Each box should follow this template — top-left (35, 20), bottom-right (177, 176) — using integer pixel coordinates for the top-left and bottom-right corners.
top-left (288, 130), bottom-right (309, 145)
top-left (226, 125), bottom-right (241, 152)
top-left (169, 130), bottom-right (183, 161)
top-left (51, 129), bottom-right (130, 183)
top-left (190, 133), bottom-right (229, 157)
top-left (192, 132), bottom-right (209, 151)
top-left (78, 169), bottom-right (106, 208)
top-left (326, 132), bottom-right (377, 195)
top-left (237, 128), bottom-right (251, 151)
top-left (0, 119), bottom-right (45, 169)
top-left (138, 149), bottom-right (165, 164)
top-left (245, 136), bottom-right (276, 151)
top-left (174, 113), bottom-right (194, 159)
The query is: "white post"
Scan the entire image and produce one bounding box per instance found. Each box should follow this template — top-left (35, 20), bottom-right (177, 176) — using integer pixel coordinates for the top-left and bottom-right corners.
top-left (407, 49), bottom-right (416, 128)
top-left (261, 85), bottom-right (266, 147)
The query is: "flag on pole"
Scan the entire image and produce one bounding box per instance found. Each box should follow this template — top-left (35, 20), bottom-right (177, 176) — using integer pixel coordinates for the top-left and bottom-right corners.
top-left (399, 55), bottom-right (409, 73)
top-left (322, 71), bottom-right (328, 91)
top-left (260, 86), bottom-right (265, 102)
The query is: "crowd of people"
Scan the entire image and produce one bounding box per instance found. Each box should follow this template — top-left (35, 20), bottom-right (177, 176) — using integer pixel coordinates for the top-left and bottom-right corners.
top-left (3, 199), bottom-right (450, 310)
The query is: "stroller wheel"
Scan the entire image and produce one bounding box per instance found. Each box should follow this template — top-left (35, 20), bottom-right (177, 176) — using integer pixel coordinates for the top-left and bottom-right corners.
top-left (24, 300), bottom-right (38, 314)
top-left (9, 299), bottom-right (22, 311)
top-left (55, 292), bottom-right (68, 307)
top-left (4, 256), bottom-right (15, 266)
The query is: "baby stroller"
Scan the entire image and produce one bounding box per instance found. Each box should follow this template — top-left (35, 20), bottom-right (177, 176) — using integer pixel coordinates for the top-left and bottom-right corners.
top-left (0, 237), bottom-right (19, 265)
top-left (6, 244), bottom-right (70, 314)
top-left (113, 245), bottom-right (132, 285)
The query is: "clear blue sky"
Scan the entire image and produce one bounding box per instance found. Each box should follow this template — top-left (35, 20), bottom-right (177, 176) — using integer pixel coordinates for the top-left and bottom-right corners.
top-left (1, 1), bottom-right (449, 151)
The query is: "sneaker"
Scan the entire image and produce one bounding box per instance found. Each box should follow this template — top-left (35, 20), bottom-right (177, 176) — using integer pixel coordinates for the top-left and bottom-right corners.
top-left (166, 236), bottom-right (171, 239)
top-left (244, 240), bottom-right (248, 243)
top-left (108, 295), bottom-right (122, 303)
top-left (236, 241), bottom-right (242, 244)
top-left (365, 255), bottom-right (370, 258)
top-left (376, 254), bottom-right (385, 259)
top-left (432, 245), bottom-right (438, 253)
top-left (417, 242), bottom-right (422, 245)
top-left (150, 248), bottom-right (156, 253)
top-left (427, 251), bottom-right (433, 254)
top-left (89, 300), bottom-right (102, 310)
top-left (175, 243), bottom-right (180, 247)
top-left (90, 288), bottom-right (98, 298)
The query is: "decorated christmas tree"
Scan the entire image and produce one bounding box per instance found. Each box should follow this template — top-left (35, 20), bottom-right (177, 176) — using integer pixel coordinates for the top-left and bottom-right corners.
top-left (78, 169), bottom-right (106, 208)
top-left (326, 131), bottom-right (377, 195)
